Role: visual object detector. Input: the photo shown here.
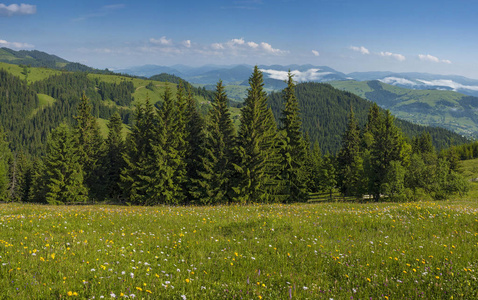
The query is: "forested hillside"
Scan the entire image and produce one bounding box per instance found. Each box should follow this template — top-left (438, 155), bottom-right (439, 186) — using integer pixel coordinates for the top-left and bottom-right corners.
top-left (268, 82), bottom-right (468, 154)
top-left (0, 63), bottom-right (216, 156)
top-left (0, 63), bottom-right (471, 205)
top-left (0, 47), bottom-right (114, 74)
top-left (330, 80), bottom-right (478, 138)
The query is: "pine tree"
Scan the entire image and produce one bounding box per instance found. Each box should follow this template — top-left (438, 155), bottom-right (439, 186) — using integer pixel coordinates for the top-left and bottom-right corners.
top-left (42, 124), bottom-right (88, 204)
top-left (365, 108), bottom-right (406, 201)
top-left (196, 80), bottom-right (236, 204)
top-left (0, 126), bottom-right (11, 200)
top-left (304, 141), bottom-right (322, 193)
top-left (153, 85), bottom-right (186, 204)
top-left (320, 154), bottom-right (337, 200)
top-left (184, 87), bottom-right (206, 202)
top-left (100, 112), bottom-right (126, 201)
top-left (7, 151), bottom-right (31, 202)
top-left (337, 107), bottom-right (364, 198)
top-left (121, 97), bottom-right (157, 204)
top-left (234, 66), bottom-right (279, 203)
top-left (74, 93), bottom-right (103, 200)
top-left (278, 72), bottom-right (307, 202)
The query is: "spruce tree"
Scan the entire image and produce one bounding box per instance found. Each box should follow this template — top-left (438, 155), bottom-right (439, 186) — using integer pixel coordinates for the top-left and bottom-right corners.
top-left (184, 87), bottom-right (206, 202)
top-left (74, 93), bottom-right (103, 200)
top-left (365, 108), bottom-right (406, 201)
top-left (0, 126), bottom-right (11, 201)
top-left (121, 98), bottom-right (157, 204)
top-left (234, 66), bottom-right (279, 203)
top-left (43, 124), bottom-right (88, 204)
top-left (197, 80), bottom-right (236, 204)
top-left (29, 158), bottom-right (47, 203)
top-left (100, 112), bottom-right (125, 201)
top-left (337, 107), bottom-right (364, 198)
top-left (278, 72), bottom-right (308, 202)
top-left (304, 141), bottom-right (322, 194)
top-left (320, 154), bottom-right (337, 200)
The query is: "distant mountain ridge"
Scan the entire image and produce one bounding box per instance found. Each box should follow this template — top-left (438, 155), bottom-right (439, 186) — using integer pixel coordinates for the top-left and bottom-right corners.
top-left (329, 80), bottom-right (478, 138)
top-left (0, 47), bottom-right (115, 74)
top-left (119, 63), bottom-right (478, 97)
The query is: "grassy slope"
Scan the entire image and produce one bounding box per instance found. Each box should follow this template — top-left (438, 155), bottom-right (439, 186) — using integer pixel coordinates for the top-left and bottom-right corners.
top-left (29, 94), bottom-right (57, 118)
top-left (1, 199), bottom-right (478, 299)
top-left (330, 80), bottom-right (478, 137)
top-left (0, 61), bottom-right (60, 83)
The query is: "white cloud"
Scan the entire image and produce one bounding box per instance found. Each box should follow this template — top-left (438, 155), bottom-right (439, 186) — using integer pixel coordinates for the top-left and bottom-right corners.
top-left (418, 54), bottom-right (439, 63)
top-left (211, 43), bottom-right (224, 50)
top-left (210, 38), bottom-right (286, 55)
top-left (247, 41), bottom-right (258, 48)
top-left (380, 77), bottom-right (417, 86)
top-left (0, 39), bottom-right (34, 49)
top-left (261, 68), bottom-right (332, 82)
top-left (311, 50), bottom-right (320, 57)
top-left (260, 42), bottom-right (284, 54)
top-left (379, 51), bottom-right (406, 61)
top-left (149, 36), bottom-right (172, 46)
top-left (416, 79), bottom-right (478, 92)
top-left (350, 46), bottom-right (370, 55)
top-left (182, 40), bottom-right (191, 48)
top-left (226, 38), bottom-right (245, 47)
top-left (418, 54), bottom-right (451, 64)
top-left (0, 3), bottom-right (36, 16)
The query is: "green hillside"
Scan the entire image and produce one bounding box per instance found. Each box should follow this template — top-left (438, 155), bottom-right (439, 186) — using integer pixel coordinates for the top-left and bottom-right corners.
top-left (0, 63), bottom-right (213, 156)
top-left (0, 61), bottom-right (61, 83)
top-left (268, 82), bottom-right (469, 154)
top-left (0, 61), bottom-right (469, 157)
top-left (330, 80), bottom-right (478, 137)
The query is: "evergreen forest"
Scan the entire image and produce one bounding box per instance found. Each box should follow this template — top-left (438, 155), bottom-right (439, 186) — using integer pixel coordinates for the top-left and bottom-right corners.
top-left (0, 63), bottom-right (472, 204)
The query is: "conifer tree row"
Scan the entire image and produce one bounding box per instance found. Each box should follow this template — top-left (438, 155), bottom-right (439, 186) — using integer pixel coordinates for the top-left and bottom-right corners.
top-left (0, 66), bottom-right (470, 205)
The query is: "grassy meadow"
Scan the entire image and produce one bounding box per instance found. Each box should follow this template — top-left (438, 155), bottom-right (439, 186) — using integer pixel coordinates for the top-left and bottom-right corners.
top-left (1, 200), bottom-right (478, 299)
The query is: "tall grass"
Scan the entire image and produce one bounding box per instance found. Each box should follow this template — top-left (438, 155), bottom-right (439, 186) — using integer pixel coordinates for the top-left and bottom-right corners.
top-left (1, 201), bottom-right (477, 299)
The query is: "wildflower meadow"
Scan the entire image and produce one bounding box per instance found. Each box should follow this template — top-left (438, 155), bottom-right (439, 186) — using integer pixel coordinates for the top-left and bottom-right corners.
top-left (1, 200), bottom-right (478, 299)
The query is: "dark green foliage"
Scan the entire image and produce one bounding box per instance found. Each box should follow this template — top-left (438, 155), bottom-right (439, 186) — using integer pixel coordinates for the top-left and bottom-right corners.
top-left (268, 82), bottom-right (468, 155)
top-left (412, 132), bottom-right (435, 154)
top-left (40, 124), bottom-right (88, 205)
top-left (196, 81), bottom-right (236, 204)
top-left (319, 154), bottom-right (337, 199)
top-left (97, 80), bottom-right (135, 106)
top-left (74, 94), bottom-right (103, 200)
top-left (121, 98), bottom-right (157, 204)
top-left (365, 107), bottom-right (406, 201)
top-left (0, 69), bottom-right (40, 154)
top-left (149, 73), bottom-right (216, 102)
top-left (381, 160), bottom-right (406, 201)
top-left (7, 152), bottom-right (32, 202)
top-left (0, 126), bottom-right (12, 200)
top-left (234, 66), bottom-right (280, 203)
top-left (337, 108), bottom-right (364, 198)
top-left (0, 47), bottom-right (116, 74)
top-left (183, 88), bottom-right (206, 202)
top-left (98, 112), bottom-right (126, 201)
top-left (278, 72), bottom-right (308, 202)
top-left (304, 142), bottom-right (322, 194)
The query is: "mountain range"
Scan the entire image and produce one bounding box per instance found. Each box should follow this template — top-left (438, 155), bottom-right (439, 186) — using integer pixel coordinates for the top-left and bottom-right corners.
top-left (117, 64), bottom-right (478, 97)
top-left (2, 47), bottom-right (478, 139)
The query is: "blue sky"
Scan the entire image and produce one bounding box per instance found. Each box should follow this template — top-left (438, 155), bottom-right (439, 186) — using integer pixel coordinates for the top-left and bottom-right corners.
top-left (1, 0), bottom-right (478, 78)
